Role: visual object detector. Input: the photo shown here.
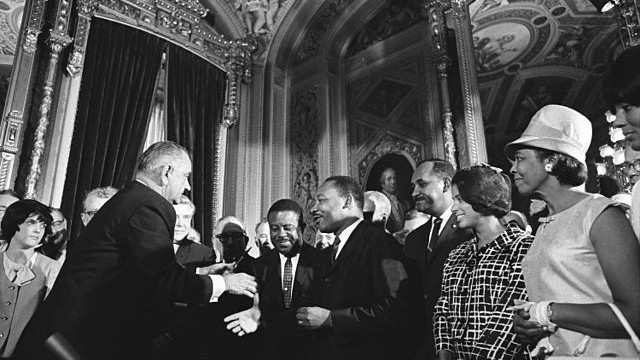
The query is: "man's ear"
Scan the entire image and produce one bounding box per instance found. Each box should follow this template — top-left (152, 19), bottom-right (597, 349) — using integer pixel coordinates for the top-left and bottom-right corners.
top-left (442, 177), bottom-right (451, 193)
top-left (160, 165), bottom-right (172, 186)
top-left (343, 194), bottom-right (352, 209)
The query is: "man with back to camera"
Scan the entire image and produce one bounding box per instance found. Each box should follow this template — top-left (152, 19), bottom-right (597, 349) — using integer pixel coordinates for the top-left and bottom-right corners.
top-left (17, 141), bottom-right (258, 360)
top-left (404, 159), bottom-right (473, 360)
top-left (296, 175), bottom-right (424, 360)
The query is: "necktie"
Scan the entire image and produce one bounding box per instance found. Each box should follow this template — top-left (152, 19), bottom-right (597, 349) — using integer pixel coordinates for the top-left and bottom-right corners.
top-left (331, 236), bottom-right (341, 265)
top-left (283, 257), bottom-right (293, 308)
top-left (427, 217), bottom-right (443, 252)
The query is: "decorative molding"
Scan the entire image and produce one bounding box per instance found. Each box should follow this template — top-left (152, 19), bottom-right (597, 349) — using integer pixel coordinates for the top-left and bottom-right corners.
top-left (293, 0), bottom-right (355, 66)
top-left (0, 111), bottom-right (23, 189)
top-left (426, 1), bottom-right (458, 169)
top-left (450, 0), bottom-right (487, 165)
top-left (21, 0), bottom-right (47, 53)
top-left (357, 134), bottom-right (422, 185)
top-left (25, 32), bottom-right (72, 199)
top-left (291, 85), bottom-right (319, 245)
top-left (223, 37), bottom-right (258, 126)
top-left (91, 0), bottom-right (238, 70)
top-left (67, 0), bottom-right (99, 76)
top-left (212, 122), bottom-right (227, 235)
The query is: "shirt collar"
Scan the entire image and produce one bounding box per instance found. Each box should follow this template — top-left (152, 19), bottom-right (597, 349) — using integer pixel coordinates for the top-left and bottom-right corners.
top-left (336, 218), bottom-right (363, 241)
top-left (436, 205), bottom-right (453, 227)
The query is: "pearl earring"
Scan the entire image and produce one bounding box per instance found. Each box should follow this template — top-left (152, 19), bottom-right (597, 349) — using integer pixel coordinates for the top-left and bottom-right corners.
top-left (545, 163), bottom-right (553, 172)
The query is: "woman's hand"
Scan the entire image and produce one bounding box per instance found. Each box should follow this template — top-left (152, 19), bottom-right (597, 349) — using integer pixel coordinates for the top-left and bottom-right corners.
top-left (513, 308), bottom-right (547, 345)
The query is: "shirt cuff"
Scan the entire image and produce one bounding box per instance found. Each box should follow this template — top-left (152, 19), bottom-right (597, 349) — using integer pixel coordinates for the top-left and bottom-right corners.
top-left (208, 274), bottom-right (226, 302)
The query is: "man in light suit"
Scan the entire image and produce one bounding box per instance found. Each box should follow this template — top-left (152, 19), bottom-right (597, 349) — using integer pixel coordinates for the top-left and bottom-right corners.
top-left (253, 199), bottom-right (325, 360)
top-left (19, 141), bottom-right (257, 360)
top-left (404, 159), bottom-right (473, 360)
top-left (297, 176), bottom-right (423, 360)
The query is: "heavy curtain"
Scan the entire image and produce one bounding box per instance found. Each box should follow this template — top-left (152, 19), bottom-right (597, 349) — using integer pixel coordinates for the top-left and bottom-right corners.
top-left (61, 18), bottom-right (165, 241)
top-left (165, 43), bottom-right (226, 248)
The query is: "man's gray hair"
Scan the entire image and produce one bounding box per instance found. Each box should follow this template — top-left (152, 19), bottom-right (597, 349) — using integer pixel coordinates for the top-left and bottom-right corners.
top-left (83, 186), bottom-right (118, 210)
top-left (137, 141), bottom-right (189, 173)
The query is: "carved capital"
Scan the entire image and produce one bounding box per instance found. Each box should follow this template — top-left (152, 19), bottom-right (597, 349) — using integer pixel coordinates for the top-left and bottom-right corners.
top-left (46, 32), bottom-right (73, 54)
top-left (223, 37), bottom-right (257, 82)
top-left (22, 29), bottom-right (40, 53)
top-left (22, 0), bottom-right (46, 53)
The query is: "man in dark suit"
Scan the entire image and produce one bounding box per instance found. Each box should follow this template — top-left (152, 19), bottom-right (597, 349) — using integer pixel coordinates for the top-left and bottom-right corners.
top-left (404, 159), bottom-right (473, 360)
top-left (297, 176), bottom-right (423, 360)
top-left (251, 199), bottom-right (325, 360)
top-left (18, 141), bottom-right (257, 360)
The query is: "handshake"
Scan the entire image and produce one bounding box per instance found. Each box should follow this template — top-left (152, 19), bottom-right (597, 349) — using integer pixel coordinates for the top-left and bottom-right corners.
top-left (197, 262), bottom-right (261, 337)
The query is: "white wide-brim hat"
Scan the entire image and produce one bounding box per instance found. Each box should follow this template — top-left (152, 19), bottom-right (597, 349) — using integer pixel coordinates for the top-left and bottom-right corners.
top-left (504, 104), bottom-right (592, 166)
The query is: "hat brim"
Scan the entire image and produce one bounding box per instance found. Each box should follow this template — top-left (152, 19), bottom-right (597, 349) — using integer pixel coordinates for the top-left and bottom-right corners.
top-left (504, 136), bottom-right (586, 165)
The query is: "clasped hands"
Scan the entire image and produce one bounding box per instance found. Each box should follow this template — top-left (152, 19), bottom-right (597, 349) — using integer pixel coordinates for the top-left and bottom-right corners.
top-left (509, 300), bottom-right (556, 356)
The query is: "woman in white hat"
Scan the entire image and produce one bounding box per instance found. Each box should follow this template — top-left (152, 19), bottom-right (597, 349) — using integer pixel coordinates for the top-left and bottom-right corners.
top-left (505, 104), bottom-right (640, 357)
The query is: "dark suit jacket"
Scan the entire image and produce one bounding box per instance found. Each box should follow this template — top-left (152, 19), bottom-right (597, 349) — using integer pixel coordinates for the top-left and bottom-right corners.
top-left (311, 221), bottom-right (423, 360)
top-left (18, 181), bottom-right (213, 360)
top-left (254, 245), bottom-right (325, 360)
top-left (175, 238), bottom-right (216, 273)
top-left (403, 215), bottom-right (473, 359)
top-left (162, 255), bottom-right (259, 360)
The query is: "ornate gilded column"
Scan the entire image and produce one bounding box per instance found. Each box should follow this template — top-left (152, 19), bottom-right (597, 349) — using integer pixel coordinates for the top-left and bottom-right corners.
top-left (0, 0), bottom-right (48, 189)
top-left (67, 0), bottom-right (99, 76)
top-left (425, 0), bottom-right (458, 169)
top-left (211, 38), bottom-right (256, 223)
top-left (24, 32), bottom-right (73, 199)
top-left (448, 0), bottom-right (487, 165)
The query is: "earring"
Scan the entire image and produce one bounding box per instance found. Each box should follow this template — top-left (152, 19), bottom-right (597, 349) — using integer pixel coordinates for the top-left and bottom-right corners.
top-left (545, 163), bottom-right (553, 172)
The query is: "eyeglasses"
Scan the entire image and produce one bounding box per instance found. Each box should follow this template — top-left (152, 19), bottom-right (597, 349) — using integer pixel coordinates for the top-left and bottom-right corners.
top-left (52, 220), bottom-right (64, 227)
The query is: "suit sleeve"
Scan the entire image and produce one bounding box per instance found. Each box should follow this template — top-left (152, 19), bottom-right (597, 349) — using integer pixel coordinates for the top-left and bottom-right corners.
top-left (127, 203), bottom-right (213, 304)
top-left (330, 234), bottom-right (412, 337)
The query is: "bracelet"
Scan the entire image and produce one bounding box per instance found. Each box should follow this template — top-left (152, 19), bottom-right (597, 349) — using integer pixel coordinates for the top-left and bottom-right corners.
top-left (546, 302), bottom-right (554, 323)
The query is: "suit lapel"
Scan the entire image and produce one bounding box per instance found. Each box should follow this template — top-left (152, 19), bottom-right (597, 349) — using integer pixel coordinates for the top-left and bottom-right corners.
top-left (425, 216), bottom-right (456, 266)
top-left (292, 247), bottom-right (312, 306)
top-left (330, 222), bottom-right (364, 271)
top-left (264, 251), bottom-right (285, 308)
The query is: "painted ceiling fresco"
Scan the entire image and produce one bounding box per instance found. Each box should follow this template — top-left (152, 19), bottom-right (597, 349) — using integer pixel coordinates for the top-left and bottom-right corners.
top-left (0, 0), bottom-right (23, 57)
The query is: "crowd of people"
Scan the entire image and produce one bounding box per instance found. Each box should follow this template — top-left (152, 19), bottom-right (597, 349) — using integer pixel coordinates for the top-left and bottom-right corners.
top-left (0, 46), bottom-right (638, 360)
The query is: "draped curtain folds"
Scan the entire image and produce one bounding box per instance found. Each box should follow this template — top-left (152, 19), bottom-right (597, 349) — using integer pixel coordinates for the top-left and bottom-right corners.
top-left (61, 19), bottom-right (164, 241)
top-left (165, 43), bottom-right (226, 248)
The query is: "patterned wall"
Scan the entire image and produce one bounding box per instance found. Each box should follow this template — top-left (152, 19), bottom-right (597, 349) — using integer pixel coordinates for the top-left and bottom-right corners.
top-left (290, 85), bottom-right (320, 245)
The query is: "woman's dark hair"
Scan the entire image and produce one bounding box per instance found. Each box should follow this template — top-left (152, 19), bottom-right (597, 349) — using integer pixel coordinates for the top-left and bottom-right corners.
top-left (533, 148), bottom-right (587, 186)
top-left (452, 164), bottom-right (512, 218)
top-left (1, 199), bottom-right (52, 243)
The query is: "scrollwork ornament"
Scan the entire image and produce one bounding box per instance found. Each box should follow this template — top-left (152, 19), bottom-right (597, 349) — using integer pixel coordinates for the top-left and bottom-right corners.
top-left (66, 49), bottom-right (84, 76)
top-left (22, 29), bottom-right (39, 53)
top-left (78, 0), bottom-right (100, 15)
